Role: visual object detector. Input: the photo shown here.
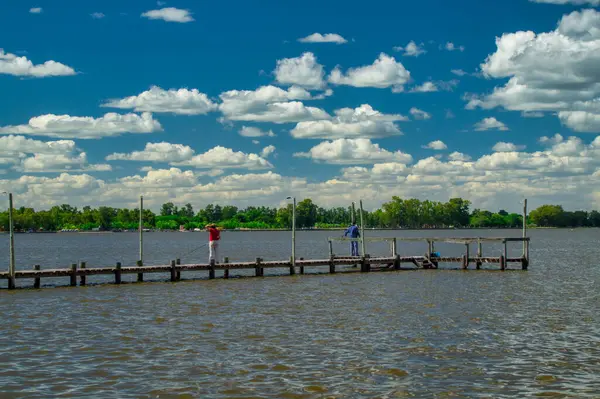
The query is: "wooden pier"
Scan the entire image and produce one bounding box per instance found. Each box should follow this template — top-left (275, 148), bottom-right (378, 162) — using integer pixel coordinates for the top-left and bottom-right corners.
top-left (1, 236), bottom-right (530, 290)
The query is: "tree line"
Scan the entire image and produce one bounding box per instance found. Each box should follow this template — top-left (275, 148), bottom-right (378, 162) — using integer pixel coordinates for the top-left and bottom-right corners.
top-left (1, 197), bottom-right (599, 232)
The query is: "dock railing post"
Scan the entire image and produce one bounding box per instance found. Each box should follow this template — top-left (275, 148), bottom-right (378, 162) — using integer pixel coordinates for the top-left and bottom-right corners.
top-left (115, 262), bottom-right (122, 284)
top-left (170, 260), bottom-right (176, 282)
top-left (139, 195), bottom-right (143, 264)
top-left (70, 263), bottom-right (77, 286)
top-left (359, 200), bottom-right (366, 258)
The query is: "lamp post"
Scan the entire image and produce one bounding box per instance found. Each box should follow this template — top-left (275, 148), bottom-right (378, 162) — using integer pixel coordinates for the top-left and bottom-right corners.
top-left (286, 196), bottom-right (296, 267)
top-left (2, 192), bottom-right (15, 289)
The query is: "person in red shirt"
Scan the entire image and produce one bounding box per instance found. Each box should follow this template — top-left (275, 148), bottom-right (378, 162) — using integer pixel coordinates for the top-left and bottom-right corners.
top-left (206, 223), bottom-right (221, 263)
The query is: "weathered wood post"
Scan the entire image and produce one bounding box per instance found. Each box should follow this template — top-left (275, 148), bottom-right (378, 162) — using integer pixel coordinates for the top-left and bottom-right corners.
top-left (361, 255), bottom-right (371, 272)
top-left (500, 254), bottom-right (506, 271)
top-left (139, 195), bottom-right (144, 264)
top-left (7, 193), bottom-right (15, 290)
top-left (328, 239), bottom-right (333, 259)
top-left (522, 199), bottom-right (527, 258)
top-left (80, 262), bottom-right (86, 286)
top-left (70, 263), bottom-right (77, 286)
top-left (329, 255), bottom-right (335, 274)
top-left (255, 257), bottom-right (263, 277)
top-left (523, 239), bottom-right (530, 270)
top-left (391, 238), bottom-right (397, 258)
top-left (289, 256), bottom-right (295, 276)
top-left (170, 260), bottom-right (177, 282)
top-left (115, 262), bottom-right (122, 284)
top-left (209, 259), bottom-right (216, 279)
top-left (463, 243), bottom-right (470, 270)
top-left (359, 200), bottom-right (366, 257)
top-left (223, 257), bottom-right (229, 279)
top-left (476, 239), bottom-right (482, 269)
top-left (33, 265), bottom-right (40, 289)
top-left (136, 260), bottom-right (143, 282)
top-left (503, 240), bottom-right (508, 271)
top-left (392, 237), bottom-right (401, 270)
top-left (176, 258), bottom-right (181, 280)
top-left (428, 239), bottom-right (433, 258)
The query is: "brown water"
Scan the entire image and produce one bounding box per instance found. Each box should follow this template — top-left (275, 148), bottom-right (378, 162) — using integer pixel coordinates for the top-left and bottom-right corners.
top-left (1, 229), bottom-right (599, 398)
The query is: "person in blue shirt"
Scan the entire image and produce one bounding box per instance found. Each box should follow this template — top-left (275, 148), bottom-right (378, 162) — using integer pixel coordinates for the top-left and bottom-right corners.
top-left (344, 223), bottom-right (360, 256)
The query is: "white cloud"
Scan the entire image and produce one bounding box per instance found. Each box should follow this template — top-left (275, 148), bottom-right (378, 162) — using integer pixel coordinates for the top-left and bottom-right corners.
top-left (394, 41), bottom-right (426, 57)
top-left (298, 33), bottom-right (347, 44)
top-left (410, 82), bottom-right (438, 93)
top-left (328, 53), bottom-right (411, 92)
top-left (522, 111), bottom-right (545, 118)
top-left (261, 145), bottom-right (276, 158)
top-left (29, 7), bottom-right (42, 14)
top-left (451, 69), bottom-right (467, 76)
top-left (467, 9), bottom-right (600, 132)
top-left (493, 142), bottom-right (526, 152)
top-left (423, 140), bottom-right (448, 150)
top-left (103, 86), bottom-right (217, 115)
top-left (0, 49), bottom-right (76, 78)
top-left (530, 0), bottom-right (600, 4)
top-left (0, 112), bottom-right (162, 139)
top-left (558, 111), bottom-right (600, 132)
top-left (0, 135), bottom-right (76, 157)
top-left (410, 107), bottom-right (431, 120)
top-left (173, 146), bottom-right (273, 170)
top-left (106, 142), bottom-right (195, 162)
top-left (274, 52), bottom-right (326, 90)
top-left (445, 110), bottom-right (456, 119)
top-left (445, 42), bottom-right (465, 52)
top-left (17, 153), bottom-right (112, 173)
top-left (120, 168), bottom-right (198, 188)
top-left (141, 7), bottom-right (194, 23)
top-left (91, 12), bottom-right (105, 19)
top-left (290, 104), bottom-right (406, 139)
top-left (225, 101), bottom-right (330, 124)
top-left (294, 138), bottom-right (413, 165)
top-left (239, 126), bottom-right (275, 137)
top-left (448, 152), bottom-right (472, 162)
top-left (474, 117), bottom-right (509, 131)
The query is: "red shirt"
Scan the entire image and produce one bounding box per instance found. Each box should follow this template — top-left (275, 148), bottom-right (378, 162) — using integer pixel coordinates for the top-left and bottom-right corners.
top-left (208, 227), bottom-right (220, 242)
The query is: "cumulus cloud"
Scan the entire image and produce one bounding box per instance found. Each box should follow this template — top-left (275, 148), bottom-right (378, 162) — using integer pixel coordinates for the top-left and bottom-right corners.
top-left (328, 53), bottom-right (411, 92)
top-left (467, 9), bottom-right (600, 132)
top-left (474, 117), bottom-right (509, 131)
top-left (91, 12), bottom-right (105, 19)
top-left (260, 145), bottom-right (276, 158)
top-left (106, 142), bottom-right (195, 162)
top-left (294, 138), bottom-right (413, 165)
top-left (274, 52), bottom-right (326, 89)
top-left (103, 86), bottom-right (217, 115)
top-left (239, 126), bottom-right (275, 137)
top-left (224, 101), bottom-right (330, 124)
top-left (141, 7), bottom-right (194, 22)
top-left (530, 0), bottom-right (600, 4)
top-left (493, 142), bottom-right (526, 152)
top-left (410, 107), bottom-right (431, 120)
top-left (298, 33), bottom-right (347, 44)
top-left (0, 49), bottom-right (76, 78)
top-left (451, 69), bottom-right (467, 76)
top-left (448, 152), bottom-right (472, 162)
top-left (29, 7), bottom-right (42, 13)
top-left (394, 41), bottom-right (426, 57)
top-left (17, 153), bottom-right (112, 173)
top-left (445, 42), bottom-right (465, 52)
top-left (410, 82), bottom-right (438, 93)
top-left (0, 112), bottom-right (162, 139)
top-left (290, 104), bottom-right (406, 139)
top-left (173, 146), bottom-right (273, 170)
top-left (423, 140), bottom-right (448, 150)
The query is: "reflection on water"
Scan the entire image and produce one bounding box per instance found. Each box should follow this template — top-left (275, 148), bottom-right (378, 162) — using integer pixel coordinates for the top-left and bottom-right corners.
top-left (1, 229), bottom-right (599, 398)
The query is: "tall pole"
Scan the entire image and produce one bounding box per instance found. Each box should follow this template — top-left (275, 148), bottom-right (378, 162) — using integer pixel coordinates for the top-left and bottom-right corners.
top-left (139, 195), bottom-right (144, 263)
top-left (522, 198), bottom-right (527, 256)
top-left (351, 202), bottom-right (356, 225)
top-left (8, 193), bottom-right (15, 289)
top-left (359, 200), bottom-right (366, 257)
top-left (292, 197), bottom-right (296, 266)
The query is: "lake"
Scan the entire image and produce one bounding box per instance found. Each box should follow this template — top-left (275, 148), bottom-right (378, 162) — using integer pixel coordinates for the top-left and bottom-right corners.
top-left (1, 229), bottom-right (599, 398)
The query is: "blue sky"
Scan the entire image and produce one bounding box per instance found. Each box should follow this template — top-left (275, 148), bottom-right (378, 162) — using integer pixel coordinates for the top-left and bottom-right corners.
top-left (1, 0), bottom-right (600, 212)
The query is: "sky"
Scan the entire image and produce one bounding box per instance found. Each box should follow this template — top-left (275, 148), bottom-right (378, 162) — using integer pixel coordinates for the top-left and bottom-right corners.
top-left (1, 0), bottom-right (600, 213)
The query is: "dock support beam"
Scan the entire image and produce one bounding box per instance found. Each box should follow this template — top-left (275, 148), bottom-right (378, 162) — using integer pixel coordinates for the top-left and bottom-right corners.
top-left (70, 263), bottom-right (77, 286)
top-left (224, 257), bottom-right (229, 279)
top-left (289, 256), bottom-right (295, 275)
top-left (255, 257), bottom-right (263, 277)
top-left (476, 239), bottom-right (482, 269)
top-left (209, 259), bottom-right (216, 279)
top-left (136, 260), bottom-right (143, 282)
top-left (80, 262), bottom-right (86, 286)
top-left (170, 260), bottom-right (176, 282)
top-left (176, 258), bottom-right (181, 280)
top-left (34, 265), bottom-right (40, 289)
top-left (115, 262), bottom-right (122, 284)
top-left (329, 255), bottom-right (335, 274)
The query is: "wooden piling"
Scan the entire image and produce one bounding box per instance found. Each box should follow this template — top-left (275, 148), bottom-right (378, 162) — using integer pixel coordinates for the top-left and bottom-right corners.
top-left (361, 255), bottom-right (371, 272)
top-left (463, 244), bottom-right (470, 269)
top-left (224, 257), bottom-right (229, 279)
top-left (500, 254), bottom-right (506, 271)
top-left (328, 240), bottom-right (333, 258)
top-left (115, 262), bottom-right (122, 284)
top-left (209, 259), bottom-right (216, 279)
top-left (289, 256), bottom-right (295, 276)
top-left (522, 240), bottom-right (530, 270)
top-left (170, 260), bottom-right (176, 282)
top-left (70, 264), bottom-right (77, 286)
top-left (394, 254), bottom-right (401, 270)
top-left (503, 240), bottom-right (508, 270)
top-left (34, 265), bottom-right (40, 288)
top-left (176, 258), bottom-right (181, 280)
top-left (391, 238), bottom-right (397, 257)
top-left (329, 255), bottom-right (335, 274)
top-left (255, 257), bottom-right (263, 277)
top-left (80, 262), bottom-right (86, 286)
top-left (136, 260), bottom-right (143, 282)
top-left (476, 239), bottom-right (482, 269)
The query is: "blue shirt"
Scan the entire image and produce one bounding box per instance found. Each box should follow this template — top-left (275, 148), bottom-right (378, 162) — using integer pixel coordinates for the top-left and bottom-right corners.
top-left (344, 225), bottom-right (360, 238)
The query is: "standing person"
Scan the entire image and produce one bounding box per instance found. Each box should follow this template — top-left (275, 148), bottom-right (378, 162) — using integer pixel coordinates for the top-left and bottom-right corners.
top-left (206, 223), bottom-right (220, 263)
top-left (344, 222), bottom-right (360, 256)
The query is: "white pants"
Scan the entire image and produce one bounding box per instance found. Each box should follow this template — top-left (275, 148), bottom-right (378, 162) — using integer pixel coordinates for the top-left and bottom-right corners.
top-left (209, 241), bottom-right (219, 263)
